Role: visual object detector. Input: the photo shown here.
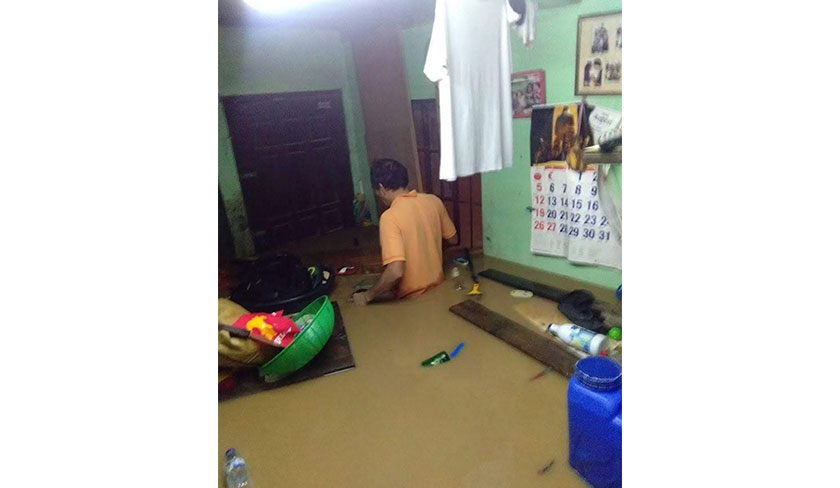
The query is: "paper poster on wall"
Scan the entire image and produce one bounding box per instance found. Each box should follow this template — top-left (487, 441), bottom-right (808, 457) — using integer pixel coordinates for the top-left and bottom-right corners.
top-left (530, 103), bottom-right (591, 171)
top-left (530, 165), bottom-right (621, 269)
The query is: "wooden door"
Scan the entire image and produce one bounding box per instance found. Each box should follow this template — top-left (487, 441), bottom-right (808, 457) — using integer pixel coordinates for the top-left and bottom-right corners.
top-left (222, 91), bottom-right (355, 252)
top-left (411, 99), bottom-right (483, 251)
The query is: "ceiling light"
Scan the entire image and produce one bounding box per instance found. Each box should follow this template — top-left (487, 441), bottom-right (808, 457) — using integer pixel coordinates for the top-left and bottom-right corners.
top-left (243, 0), bottom-right (328, 14)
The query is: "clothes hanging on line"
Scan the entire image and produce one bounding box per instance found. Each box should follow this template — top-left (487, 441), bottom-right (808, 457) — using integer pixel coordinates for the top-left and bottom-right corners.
top-left (510, 0), bottom-right (537, 46)
top-left (508, 0), bottom-right (526, 20)
top-left (424, 0), bottom-right (535, 181)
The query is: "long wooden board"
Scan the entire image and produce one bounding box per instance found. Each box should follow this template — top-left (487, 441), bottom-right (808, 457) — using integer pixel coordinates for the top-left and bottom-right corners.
top-left (479, 269), bottom-right (566, 301)
top-left (478, 268), bottom-right (621, 326)
top-left (449, 300), bottom-right (578, 378)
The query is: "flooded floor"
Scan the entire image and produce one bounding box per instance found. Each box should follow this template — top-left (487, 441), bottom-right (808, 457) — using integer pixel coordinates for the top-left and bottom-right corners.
top-left (219, 261), bottom-right (597, 487)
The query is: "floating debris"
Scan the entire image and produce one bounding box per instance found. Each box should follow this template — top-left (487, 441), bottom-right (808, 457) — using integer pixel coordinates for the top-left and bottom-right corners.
top-left (537, 459), bottom-right (556, 475)
top-left (510, 289), bottom-right (534, 298)
top-left (529, 366), bottom-right (553, 381)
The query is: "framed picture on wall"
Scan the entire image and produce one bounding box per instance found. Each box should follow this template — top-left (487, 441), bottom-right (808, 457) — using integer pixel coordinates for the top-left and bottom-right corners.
top-left (512, 69), bottom-right (546, 118)
top-left (575, 11), bottom-right (621, 95)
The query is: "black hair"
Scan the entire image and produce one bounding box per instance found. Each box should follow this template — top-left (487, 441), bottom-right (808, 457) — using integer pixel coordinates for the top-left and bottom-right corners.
top-left (370, 158), bottom-right (409, 191)
top-left (555, 113), bottom-right (574, 128)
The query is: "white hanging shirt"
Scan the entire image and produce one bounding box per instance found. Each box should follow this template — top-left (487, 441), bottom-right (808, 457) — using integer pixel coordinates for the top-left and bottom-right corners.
top-left (511, 0), bottom-right (538, 46)
top-left (424, 0), bottom-right (525, 181)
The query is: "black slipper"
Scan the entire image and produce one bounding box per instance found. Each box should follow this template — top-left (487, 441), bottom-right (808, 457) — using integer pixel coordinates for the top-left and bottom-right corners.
top-left (559, 290), bottom-right (595, 308)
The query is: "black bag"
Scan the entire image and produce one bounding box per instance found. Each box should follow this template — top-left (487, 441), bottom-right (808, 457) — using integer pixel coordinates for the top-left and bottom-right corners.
top-left (230, 253), bottom-right (334, 314)
top-left (557, 290), bottom-right (607, 334)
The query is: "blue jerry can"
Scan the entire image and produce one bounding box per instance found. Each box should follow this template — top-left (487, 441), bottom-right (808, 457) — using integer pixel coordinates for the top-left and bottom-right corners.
top-left (568, 356), bottom-right (622, 487)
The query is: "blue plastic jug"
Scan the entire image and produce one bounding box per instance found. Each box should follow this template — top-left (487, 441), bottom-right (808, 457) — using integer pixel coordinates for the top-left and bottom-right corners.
top-left (567, 356), bottom-right (622, 488)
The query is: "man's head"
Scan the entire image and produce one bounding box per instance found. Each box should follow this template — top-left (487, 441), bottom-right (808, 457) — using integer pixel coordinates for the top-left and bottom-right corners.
top-left (554, 112), bottom-right (575, 149)
top-left (370, 158), bottom-right (409, 206)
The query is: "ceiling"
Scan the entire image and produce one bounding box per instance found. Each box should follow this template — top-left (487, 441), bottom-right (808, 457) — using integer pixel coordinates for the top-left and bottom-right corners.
top-left (219, 0), bottom-right (437, 32)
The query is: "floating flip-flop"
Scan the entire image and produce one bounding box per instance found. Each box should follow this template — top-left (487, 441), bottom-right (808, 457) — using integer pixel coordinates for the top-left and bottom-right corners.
top-left (510, 290), bottom-right (534, 298)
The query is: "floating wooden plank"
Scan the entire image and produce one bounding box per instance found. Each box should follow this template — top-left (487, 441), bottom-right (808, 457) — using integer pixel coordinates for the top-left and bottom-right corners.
top-left (479, 268), bottom-right (565, 301)
top-left (478, 268), bottom-right (621, 326)
top-left (449, 300), bottom-right (578, 378)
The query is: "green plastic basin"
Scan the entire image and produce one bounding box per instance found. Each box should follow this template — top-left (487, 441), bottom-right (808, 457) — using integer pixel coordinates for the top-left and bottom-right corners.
top-left (259, 296), bottom-right (334, 379)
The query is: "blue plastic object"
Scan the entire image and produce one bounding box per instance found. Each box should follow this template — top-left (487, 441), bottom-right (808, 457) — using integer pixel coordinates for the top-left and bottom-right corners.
top-left (567, 357), bottom-right (622, 488)
top-left (450, 342), bottom-right (465, 358)
top-left (616, 284), bottom-right (622, 301)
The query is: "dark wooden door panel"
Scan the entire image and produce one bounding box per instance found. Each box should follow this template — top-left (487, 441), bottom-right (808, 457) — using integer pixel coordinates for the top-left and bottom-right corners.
top-left (222, 90), bottom-right (355, 252)
top-left (471, 203), bottom-right (483, 248)
top-left (429, 152), bottom-right (442, 196)
top-left (411, 99), bottom-right (482, 251)
top-left (471, 173), bottom-right (482, 202)
top-left (444, 201), bottom-right (457, 228)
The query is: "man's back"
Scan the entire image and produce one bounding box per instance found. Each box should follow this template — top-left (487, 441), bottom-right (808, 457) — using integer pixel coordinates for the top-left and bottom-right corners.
top-left (379, 191), bottom-right (456, 298)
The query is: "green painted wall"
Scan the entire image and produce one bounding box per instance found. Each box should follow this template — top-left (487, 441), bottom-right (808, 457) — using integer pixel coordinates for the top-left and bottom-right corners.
top-left (218, 104), bottom-right (254, 257)
top-left (401, 0), bottom-right (622, 288)
top-left (340, 40), bottom-right (378, 227)
top-left (402, 24), bottom-right (438, 101)
top-left (218, 26), bottom-right (376, 257)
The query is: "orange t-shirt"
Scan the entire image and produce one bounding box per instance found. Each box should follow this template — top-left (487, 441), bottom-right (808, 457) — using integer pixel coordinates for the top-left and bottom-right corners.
top-left (379, 191), bottom-right (457, 298)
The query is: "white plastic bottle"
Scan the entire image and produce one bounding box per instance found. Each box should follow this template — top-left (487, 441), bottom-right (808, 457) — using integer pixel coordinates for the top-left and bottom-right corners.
top-left (546, 323), bottom-right (608, 355)
top-left (451, 267), bottom-right (464, 290)
top-left (224, 448), bottom-right (252, 488)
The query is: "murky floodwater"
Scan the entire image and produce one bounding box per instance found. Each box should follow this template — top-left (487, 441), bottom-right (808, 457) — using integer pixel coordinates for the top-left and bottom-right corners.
top-left (219, 270), bottom-right (591, 487)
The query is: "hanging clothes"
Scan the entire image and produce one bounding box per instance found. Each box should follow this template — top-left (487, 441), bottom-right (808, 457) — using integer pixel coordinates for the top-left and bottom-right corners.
top-left (510, 0), bottom-right (537, 46)
top-left (508, 0), bottom-right (526, 20)
top-left (424, 0), bottom-right (533, 181)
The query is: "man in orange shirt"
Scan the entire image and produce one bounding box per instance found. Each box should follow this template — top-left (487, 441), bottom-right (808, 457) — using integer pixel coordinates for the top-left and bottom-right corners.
top-left (352, 158), bottom-right (458, 306)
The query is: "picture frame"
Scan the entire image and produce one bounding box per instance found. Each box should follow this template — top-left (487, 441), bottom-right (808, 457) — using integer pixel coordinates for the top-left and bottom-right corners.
top-left (511, 69), bottom-right (546, 119)
top-left (575, 11), bottom-right (621, 95)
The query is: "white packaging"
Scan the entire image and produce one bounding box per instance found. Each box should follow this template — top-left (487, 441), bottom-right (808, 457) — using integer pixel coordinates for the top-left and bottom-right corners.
top-left (546, 323), bottom-right (608, 356)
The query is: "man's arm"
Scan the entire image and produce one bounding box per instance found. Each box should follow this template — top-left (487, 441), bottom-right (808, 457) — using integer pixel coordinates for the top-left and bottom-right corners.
top-left (359, 211), bottom-right (405, 306)
top-left (353, 261), bottom-right (405, 305)
top-left (445, 233), bottom-right (458, 246)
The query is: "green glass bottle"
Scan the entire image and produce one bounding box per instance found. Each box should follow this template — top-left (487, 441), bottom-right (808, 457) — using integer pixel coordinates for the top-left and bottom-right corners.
top-left (421, 351), bottom-right (451, 367)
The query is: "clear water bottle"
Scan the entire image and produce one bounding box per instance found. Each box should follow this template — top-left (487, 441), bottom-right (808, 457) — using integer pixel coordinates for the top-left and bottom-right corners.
top-left (224, 448), bottom-right (252, 488)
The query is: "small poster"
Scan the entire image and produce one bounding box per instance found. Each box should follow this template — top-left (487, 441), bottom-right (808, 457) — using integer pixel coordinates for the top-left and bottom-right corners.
top-left (512, 70), bottom-right (546, 119)
top-left (530, 103), bottom-right (591, 171)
